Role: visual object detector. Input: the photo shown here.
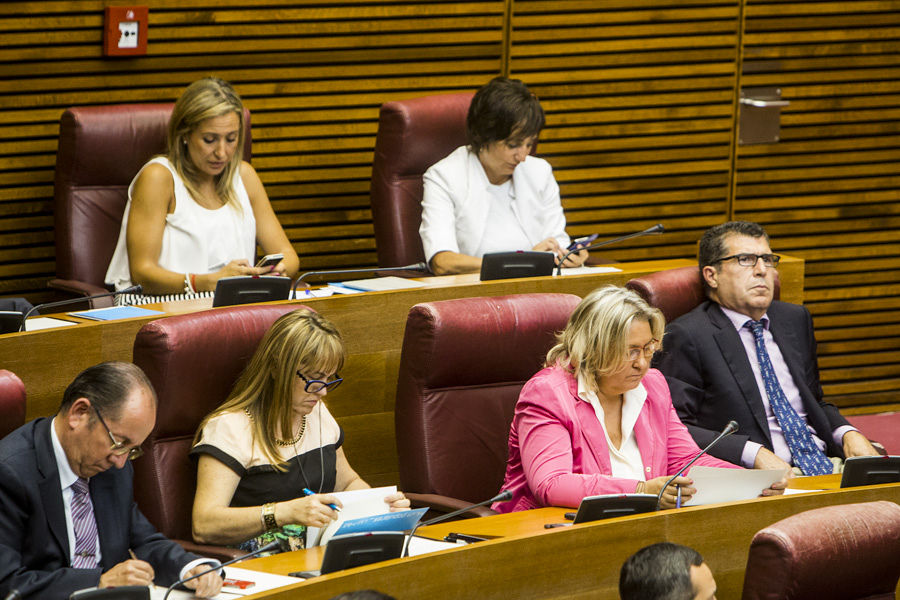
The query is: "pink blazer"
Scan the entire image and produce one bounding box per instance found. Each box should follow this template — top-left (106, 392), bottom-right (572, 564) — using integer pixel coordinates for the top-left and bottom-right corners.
top-left (495, 367), bottom-right (739, 512)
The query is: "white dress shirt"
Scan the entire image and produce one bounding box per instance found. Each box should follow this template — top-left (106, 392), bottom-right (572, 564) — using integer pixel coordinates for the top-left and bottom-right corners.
top-left (577, 375), bottom-right (647, 481)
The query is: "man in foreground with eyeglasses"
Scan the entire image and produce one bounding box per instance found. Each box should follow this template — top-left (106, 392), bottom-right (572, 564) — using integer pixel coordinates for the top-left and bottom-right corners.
top-left (0, 361), bottom-right (223, 600)
top-left (655, 221), bottom-right (878, 474)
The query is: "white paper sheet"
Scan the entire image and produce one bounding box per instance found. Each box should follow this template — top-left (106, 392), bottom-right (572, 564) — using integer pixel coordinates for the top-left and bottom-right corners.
top-left (407, 535), bottom-right (466, 556)
top-left (306, 485), bottom-right (399, 546)
top-left (684, 466), bottom-right (788, 506)
top-left (783, 486), bottom-right (824, 495)
top-left (339, 276), bottom-right (426, 292)
top-left (24, 317), bottom-right (78, 331)
top-left (147, 566), bottom-right (300, 599)
top-left (291, 287), bottom-right (335, 299)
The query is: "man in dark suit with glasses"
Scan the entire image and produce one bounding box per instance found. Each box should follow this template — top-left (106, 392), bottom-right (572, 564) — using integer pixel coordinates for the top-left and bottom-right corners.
top-left (654, 221), bottom-right (878, 474)
top-left (0, 362), bottom-right (223, 600)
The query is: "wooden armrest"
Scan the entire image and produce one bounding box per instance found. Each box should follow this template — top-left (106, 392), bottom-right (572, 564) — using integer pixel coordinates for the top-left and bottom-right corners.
top-left (405, 492), bottom-right (497, 519)
top-left (173, 538), bottom-right (245, 562)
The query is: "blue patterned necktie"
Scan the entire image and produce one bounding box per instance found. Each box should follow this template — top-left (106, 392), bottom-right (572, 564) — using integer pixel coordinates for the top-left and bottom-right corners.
top-left (70, 477), bottom-right (99, 568)
top-left (745, 320), bottom-right (833, 476)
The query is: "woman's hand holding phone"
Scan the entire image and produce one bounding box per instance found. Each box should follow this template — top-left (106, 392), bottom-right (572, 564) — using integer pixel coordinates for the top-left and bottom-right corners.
top-left (255, 253), bottom-right (285, 274)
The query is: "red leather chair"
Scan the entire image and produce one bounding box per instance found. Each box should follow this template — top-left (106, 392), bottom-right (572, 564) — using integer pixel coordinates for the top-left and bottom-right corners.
top-left (52, 103), bottom-right (252, 305)
top-left (846, 412), bottom-right (900, 455)
top-left (131, 303), bottom-right (300, 560)
top-left (741, 501), bottom-right (900, 599)
top-left (625, 265), bottom-right (781, 325)
top-left (369, 93), bottom-right (473, 269)
top-left (0, 370), bottom-right (26, 439)
top-left (395, 293), bottom-right (581, 516)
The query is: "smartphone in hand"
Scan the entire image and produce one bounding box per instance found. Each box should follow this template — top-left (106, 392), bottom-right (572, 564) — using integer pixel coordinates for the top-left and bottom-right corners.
top-left (255, 253), bottom-right (284, 268)
top-left (567, 233), bottom-right (599, 252)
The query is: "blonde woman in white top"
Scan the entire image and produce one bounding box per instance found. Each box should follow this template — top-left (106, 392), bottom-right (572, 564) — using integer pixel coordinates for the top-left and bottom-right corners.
top-left (105, 77), bottom-right (298, 295)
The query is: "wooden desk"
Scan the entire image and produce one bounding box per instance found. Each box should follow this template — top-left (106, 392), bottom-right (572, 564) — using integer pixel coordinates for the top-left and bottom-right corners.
top-left (0, 257), bottom-right (804, 486)
top-left (235, 479), bottom-right (898, 599)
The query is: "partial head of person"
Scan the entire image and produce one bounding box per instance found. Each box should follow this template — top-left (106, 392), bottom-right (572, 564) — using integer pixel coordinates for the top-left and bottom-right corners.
top-left (55, 361), bottom-right (157, 479)
top-left (619, 542), bottom-right (717, 600)
top-left (328, 591), bottom-right (396, 600)
top-left (467, 76), bottom-right (545, 184)
top-left (167, 76), bottom-right (246, 208)
top-left (698, 221), bottom-right (779, 322)
top-left (197, 308), bottom-right (345, 469)
top-left (547, 285), bottom-right (664, 399)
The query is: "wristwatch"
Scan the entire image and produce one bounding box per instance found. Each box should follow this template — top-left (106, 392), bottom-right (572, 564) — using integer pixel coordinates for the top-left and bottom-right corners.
top-left (262, 502), bottom-right (278, 531)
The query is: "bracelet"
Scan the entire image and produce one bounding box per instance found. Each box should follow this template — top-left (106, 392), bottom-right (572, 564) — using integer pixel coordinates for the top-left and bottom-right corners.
top-left (190, 273), bottom-right (198, 292)
top-left (636, 481), bottom-right (645, 494)
top-left (261, 502), bottom-right (278, 531)
top-left (183, 273), bottom-right (196, 294)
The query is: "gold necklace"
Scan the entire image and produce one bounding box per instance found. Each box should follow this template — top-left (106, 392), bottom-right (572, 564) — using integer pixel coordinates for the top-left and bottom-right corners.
top-left (243, 407), bottom-right (306, 447)
top-left (275, 415), bottom-right (306, 447)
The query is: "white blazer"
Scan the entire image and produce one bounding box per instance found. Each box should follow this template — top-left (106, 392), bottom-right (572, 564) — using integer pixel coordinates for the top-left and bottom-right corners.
top-left (419, 146), bottom-right (570, 263)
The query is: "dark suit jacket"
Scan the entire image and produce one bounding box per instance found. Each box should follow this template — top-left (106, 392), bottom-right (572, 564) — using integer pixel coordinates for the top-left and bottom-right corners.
top-left (653, 300), bottom-right (848, 465)
top-left (0, 418), bottom-right (201, 600)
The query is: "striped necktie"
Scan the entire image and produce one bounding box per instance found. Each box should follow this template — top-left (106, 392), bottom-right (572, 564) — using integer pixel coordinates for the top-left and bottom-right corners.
top-left (71, 477), bottom-right (99, 568)
top-left (745, 319), bottom-right (833, 476)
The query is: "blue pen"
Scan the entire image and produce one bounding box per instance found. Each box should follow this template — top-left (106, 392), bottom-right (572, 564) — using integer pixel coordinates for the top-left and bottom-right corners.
top-left (303, 487), bottom-right (341, 512)
top-left (675, 484), bottom-right (682, 509)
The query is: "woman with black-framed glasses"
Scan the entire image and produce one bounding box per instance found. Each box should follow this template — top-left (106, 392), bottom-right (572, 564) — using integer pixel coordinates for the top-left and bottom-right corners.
top-left (190, 309), bottom-right (408, 552)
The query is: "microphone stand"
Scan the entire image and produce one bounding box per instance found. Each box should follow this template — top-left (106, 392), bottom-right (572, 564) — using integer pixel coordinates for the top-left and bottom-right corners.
top-left (556, 223), bottom-right (665, 276)
top-left (291, 263), bottom-right (429, 297)
top-left (18, 284), bottom-right (143, 332)
top-left (401, 490), bottom-right (513, 558)
top-left (655, 420), bottom-right (738, 510)
top-left (162, 540), bottom-right (281, 600)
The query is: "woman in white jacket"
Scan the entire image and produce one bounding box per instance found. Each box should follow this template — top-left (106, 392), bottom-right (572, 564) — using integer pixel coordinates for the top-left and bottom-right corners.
top-left (419, 76), bottom-right (588, 275)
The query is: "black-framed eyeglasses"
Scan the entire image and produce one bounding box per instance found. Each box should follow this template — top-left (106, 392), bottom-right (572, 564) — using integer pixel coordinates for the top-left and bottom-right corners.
top-left (627, 339), bottom-right (660, 362)
top-left (712, 253), bottom-right (781, 268)
top-left (91, 405), bottom-right (144, 461)
top-left (296, 371), bottom-right (343, 393)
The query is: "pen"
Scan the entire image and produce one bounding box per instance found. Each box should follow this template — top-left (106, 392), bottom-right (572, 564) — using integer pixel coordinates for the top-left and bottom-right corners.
top-left (302, 487), bottom-right (341, 512)
top-left (444, 532), bottom-right (488, 544)
top-left (128, 549), bottom-right (137, 560)
top-left (675, 484), bottom-right (682, 509)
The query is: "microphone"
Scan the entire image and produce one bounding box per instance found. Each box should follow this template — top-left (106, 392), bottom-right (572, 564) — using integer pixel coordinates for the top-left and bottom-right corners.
top-left (18, 284), bottom-right (143, 332)
top-left (556, 223), bottom-right (665, 275)
top-left (401, 489), bottom-right (513, 558)
top-left (162, 540), bottom-right (281, 600)
top-left (655, 420), bottom-right (738, 510)
top-left (291, 263), bottom-right (429, 297)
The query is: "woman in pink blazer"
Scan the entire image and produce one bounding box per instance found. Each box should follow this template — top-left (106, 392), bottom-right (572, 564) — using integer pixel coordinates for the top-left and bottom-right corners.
top-left (495, 286), bottom-right (779, 513)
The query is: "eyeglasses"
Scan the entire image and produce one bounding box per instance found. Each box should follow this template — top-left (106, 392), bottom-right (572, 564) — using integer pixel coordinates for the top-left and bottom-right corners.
top-left (296, 371), bottom-right (343, 393)
top-left (92, 405), bottom-right (144, 461)
top-left (627, 339), bottom-right (660, 362)
top-left (712, 253), bottom-right (781, 268)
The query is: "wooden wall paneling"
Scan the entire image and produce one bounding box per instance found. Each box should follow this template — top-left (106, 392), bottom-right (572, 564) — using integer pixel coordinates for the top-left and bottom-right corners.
top-left (735, 0), bottom-right (900, 409)
top-left (3, 0), bottom-right (900, 416)
top-left (0, 0), bottom-right (506, 302)
top-left (508, 0), bottom-right (741, 262)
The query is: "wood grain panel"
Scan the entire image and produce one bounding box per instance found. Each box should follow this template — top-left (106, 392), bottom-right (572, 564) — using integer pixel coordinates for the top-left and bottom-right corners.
top-left (735, 0), bottom-right (900, 410)
top-left (509, 0), bottom-right (740, 264)
top-left (0, 0), bottom-right (505, 300)
top-left (1, 0), bottom-right (899, 416)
